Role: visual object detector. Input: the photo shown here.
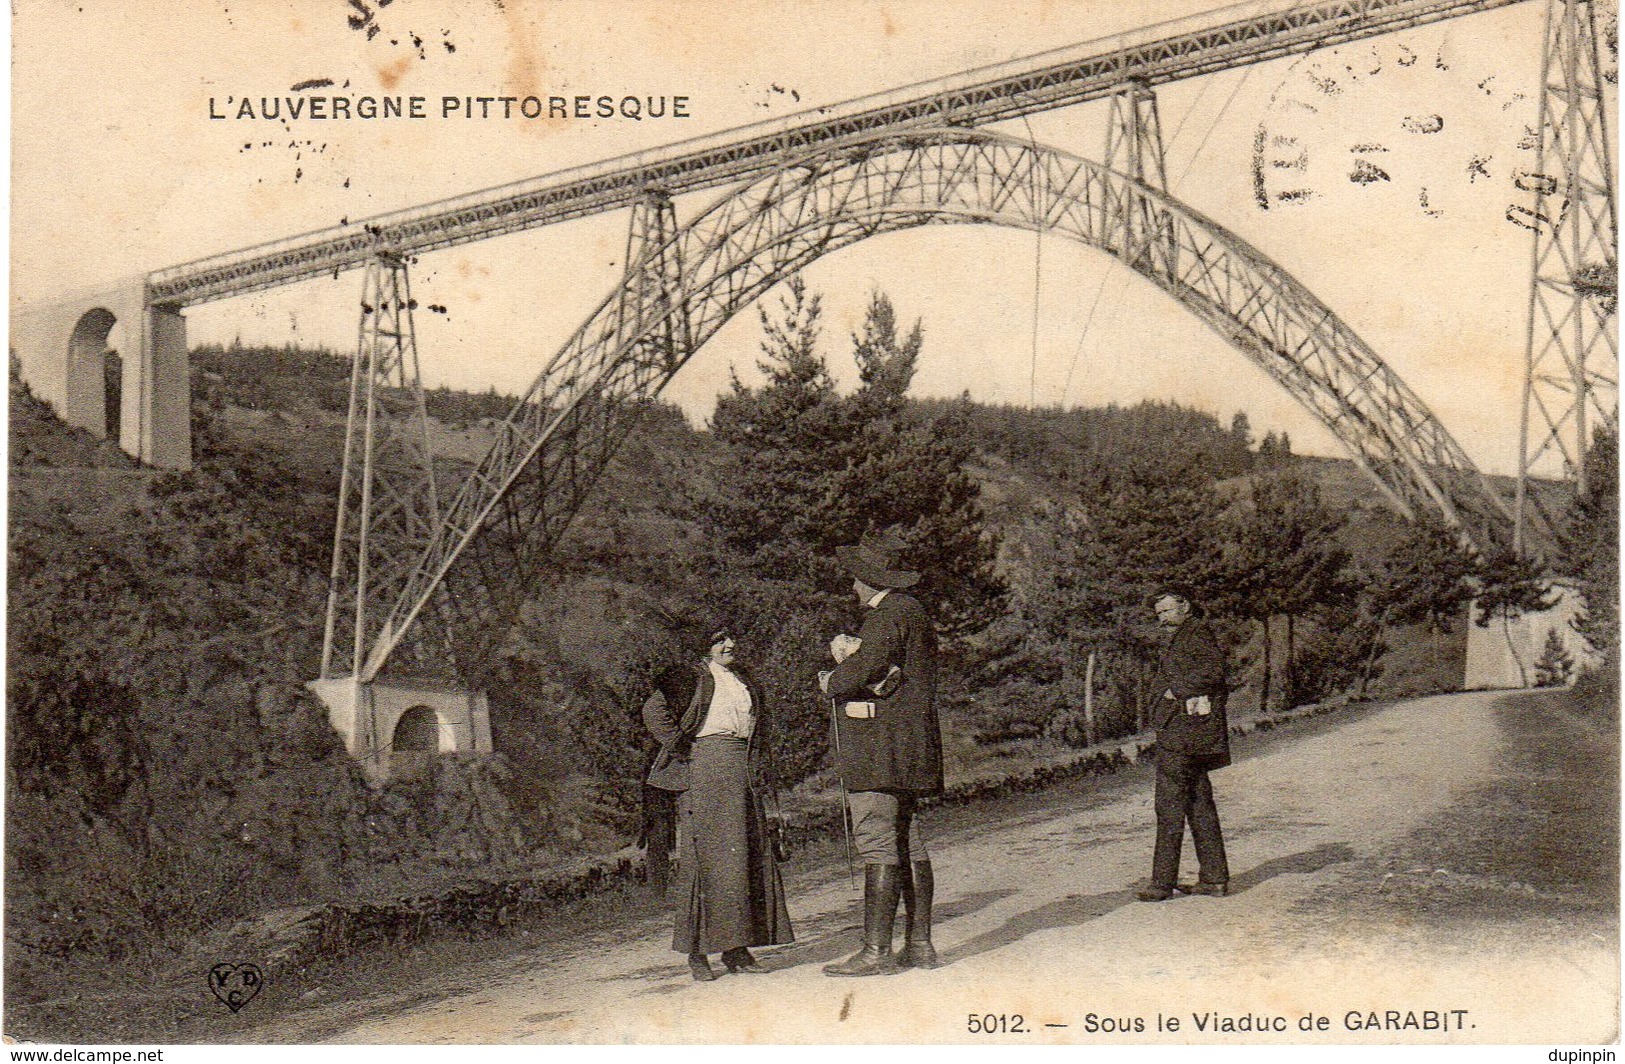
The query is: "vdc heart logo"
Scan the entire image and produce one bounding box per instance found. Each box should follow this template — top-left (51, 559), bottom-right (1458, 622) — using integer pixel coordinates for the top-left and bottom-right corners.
top-left (209, 962), bottom-right (265, 1013)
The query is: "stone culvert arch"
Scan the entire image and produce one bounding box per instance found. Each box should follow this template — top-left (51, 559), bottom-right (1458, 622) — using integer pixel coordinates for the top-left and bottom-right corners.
top-left (364, 126), bottom-right (1511, 681)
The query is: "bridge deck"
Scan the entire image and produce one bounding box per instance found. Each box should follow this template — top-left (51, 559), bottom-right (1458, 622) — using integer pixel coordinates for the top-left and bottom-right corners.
top-left (146, 0), bottom-right (1524, 307)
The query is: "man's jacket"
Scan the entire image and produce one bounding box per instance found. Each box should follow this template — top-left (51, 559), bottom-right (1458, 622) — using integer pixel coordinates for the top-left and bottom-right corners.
top-left (827, 591), bottom-right (943, 795)
top-left (1152, 618), bottom-right (1231, 768)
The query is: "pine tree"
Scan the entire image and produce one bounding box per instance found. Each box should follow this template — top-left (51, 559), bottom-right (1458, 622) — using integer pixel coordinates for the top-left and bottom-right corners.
top-left (849, 290), bottom-right (922, 421)
top-left (1230, 411), bottom-right (1253, 450)
top-left (1533, 628), bottom-right (1576, 688)
top-left (1361, 514), bottom-right (1477, 687)
top-left (708, 276), bottom-right (844, 579)
top-left (1220, 470), bottom-right (1352, 709)
top-left (1472, 544), bottom-right (1559, 688)
top-left (1258, 431), bottom-right (1279, 463)
top-left (707, 283), bottom-right (1002, 629)
top-left (1014, 453), bottom-right (1227, 733)
top-left (1366, 516), bottom-right (1477, 632)
top-left (839, 294), bottom-right (1001, 631)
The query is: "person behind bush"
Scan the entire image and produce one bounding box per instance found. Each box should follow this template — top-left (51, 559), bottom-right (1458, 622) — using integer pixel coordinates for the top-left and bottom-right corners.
top-left (639, 756), bottom-right (677, 897)
top-left (642, 628), bottom-right (794, 981)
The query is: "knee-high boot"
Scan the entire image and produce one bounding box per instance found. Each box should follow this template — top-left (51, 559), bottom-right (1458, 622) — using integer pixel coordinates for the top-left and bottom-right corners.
top-left (898, 859), bottom-right (940, 969)
top-left (823, 864), bottom-right (900, 977)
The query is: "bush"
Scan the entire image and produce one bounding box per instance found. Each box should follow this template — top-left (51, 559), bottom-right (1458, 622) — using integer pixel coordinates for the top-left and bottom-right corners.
top-left (1533, 629), bottom-right (1575, 688)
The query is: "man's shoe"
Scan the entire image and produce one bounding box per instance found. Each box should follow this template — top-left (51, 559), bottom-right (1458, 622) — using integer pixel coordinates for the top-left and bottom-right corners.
top-left (900, 940), bottom-right (941, 969)
top-left (721, 947), bottom-right (765, 973)
top-left (824, 864), bottom-right (901, 977)
top-left (897, 860), bottom-right (941, 970)
top-left (1186, 880), bottom-right (1229, 897)
top-left (1136, 885), bottom-right (1177, 902)
top-left (688, 954), bottom-right (717, 981)
top-left (823, 944), bottom-right (898, 977)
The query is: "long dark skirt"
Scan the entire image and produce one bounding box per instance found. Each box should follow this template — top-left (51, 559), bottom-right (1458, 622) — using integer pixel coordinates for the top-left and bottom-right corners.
top-left (672, 736), bottom-right (795, 954)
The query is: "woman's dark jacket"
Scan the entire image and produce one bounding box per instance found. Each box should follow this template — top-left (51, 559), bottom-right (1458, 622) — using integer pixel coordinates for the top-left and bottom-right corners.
top-left (642, 661), bottom-right (769, 793)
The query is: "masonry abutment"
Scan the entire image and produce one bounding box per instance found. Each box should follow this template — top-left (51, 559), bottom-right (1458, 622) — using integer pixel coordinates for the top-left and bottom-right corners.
top-left (306, 677), bottom-right (491, 787)
top-left (12, 280), bottom-right (192, 469)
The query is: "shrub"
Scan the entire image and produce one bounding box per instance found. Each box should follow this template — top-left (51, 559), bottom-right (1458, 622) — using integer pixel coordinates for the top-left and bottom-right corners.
top-left (1533, 629), bottom-right (1575, 688)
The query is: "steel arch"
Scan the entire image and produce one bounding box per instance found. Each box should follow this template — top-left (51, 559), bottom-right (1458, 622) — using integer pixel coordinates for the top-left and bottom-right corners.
top-left (363, 126), bottom-right (1511, 682)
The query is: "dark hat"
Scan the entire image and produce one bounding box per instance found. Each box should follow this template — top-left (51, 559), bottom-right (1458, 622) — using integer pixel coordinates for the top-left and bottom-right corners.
top-left (836, 529), bottom-right (920, 590)
top-left (687, 624), bottom-right (734, 657)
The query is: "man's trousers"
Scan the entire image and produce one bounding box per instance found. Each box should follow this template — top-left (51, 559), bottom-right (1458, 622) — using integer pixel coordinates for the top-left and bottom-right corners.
top-left (1151, 753), bottom-right (1228, 888)
top-left (847, 790), bottom-right (930, 865)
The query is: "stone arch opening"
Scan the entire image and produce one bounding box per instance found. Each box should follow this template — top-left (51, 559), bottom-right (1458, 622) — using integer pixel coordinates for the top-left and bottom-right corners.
top-left (67, 308), bottom-right (118, 440)
top-left (390, 704), bottom-right (442, 780)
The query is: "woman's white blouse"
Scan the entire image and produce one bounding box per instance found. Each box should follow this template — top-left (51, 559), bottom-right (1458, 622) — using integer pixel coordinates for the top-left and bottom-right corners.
top-left (697, 660), bottom-right (756, 739)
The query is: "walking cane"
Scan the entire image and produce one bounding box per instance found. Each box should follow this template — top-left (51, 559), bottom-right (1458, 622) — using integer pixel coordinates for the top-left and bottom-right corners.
top-left (825, 690), bottom-right (857, 892)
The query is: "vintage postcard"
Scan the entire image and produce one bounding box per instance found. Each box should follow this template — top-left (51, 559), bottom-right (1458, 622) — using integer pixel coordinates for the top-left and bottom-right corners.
top-left (8, 0), bottom-right (1619, 1052)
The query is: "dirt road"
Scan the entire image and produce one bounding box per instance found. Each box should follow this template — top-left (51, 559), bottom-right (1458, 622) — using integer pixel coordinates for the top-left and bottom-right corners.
top-left (260, 690), bottom-right (1618, 1045)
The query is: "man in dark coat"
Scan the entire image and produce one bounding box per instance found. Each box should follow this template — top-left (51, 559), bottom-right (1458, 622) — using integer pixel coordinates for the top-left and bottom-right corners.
top-left (1138, 585), bottom-right (1232, 902)
top-left (819, 530), bottom-right (942, 977)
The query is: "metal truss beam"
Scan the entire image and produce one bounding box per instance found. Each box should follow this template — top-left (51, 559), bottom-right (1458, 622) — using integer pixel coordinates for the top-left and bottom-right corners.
top-left (147, 0), bottom-right (1527, 308)
top-left (1514, 0), bottom-right (1618, 553)
top-left (423, 192), bottom-right (696, 673)
top-left (621, 192), bottom-right (693, 377)
top-left (356, 127), bottom-right (1511, 682)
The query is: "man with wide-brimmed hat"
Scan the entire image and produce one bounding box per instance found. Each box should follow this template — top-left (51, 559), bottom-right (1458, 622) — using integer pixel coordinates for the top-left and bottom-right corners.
top-left (819, 529), bottom-right (943, 977)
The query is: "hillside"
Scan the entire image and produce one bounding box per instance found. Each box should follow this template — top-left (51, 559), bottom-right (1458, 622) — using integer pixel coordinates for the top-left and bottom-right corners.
top-left (8, 343), bottom-right (1487, 1015)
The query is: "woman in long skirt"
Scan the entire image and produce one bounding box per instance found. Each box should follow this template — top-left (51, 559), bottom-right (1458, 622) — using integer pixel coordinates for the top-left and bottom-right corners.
top-left (642, 630), bottom-right (793, 980)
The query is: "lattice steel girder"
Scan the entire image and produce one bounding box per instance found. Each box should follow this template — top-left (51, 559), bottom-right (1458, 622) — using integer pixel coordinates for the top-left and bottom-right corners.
top-left (1104, 79), bottom-right (1177, 272)
top-left (145, 0), bottom-right (1529, 308)
top-left (321, 252), bottom-right (448, 681)
top-left (356, 127), bottom-right (1510, 681)
top-left (1516, 0), bottom-right (1617, 553)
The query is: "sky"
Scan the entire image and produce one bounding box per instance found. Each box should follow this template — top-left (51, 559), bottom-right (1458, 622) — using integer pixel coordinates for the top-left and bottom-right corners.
top-left (11, 0), bottom-right (1593, 477)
